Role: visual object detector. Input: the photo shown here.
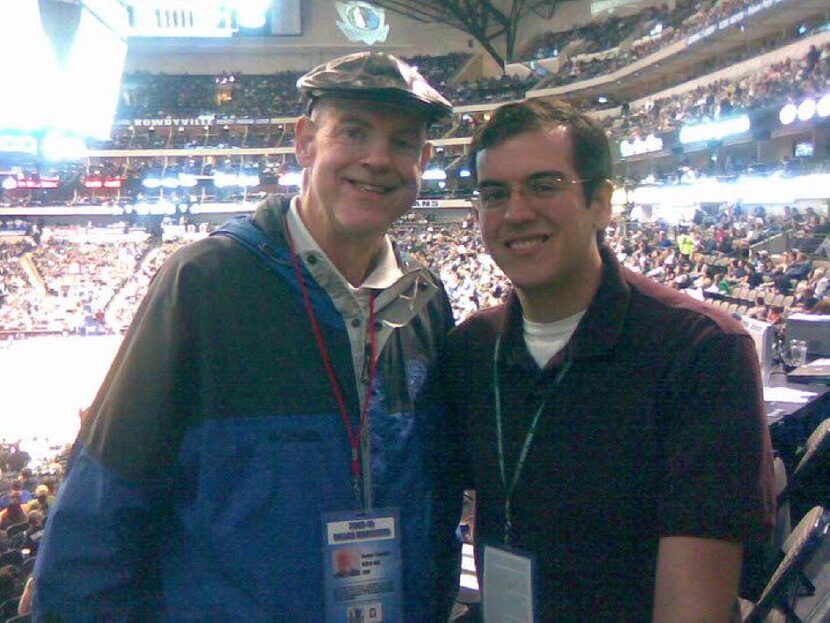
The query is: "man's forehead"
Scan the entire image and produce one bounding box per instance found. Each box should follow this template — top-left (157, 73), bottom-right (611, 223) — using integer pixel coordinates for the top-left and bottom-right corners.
top-left (314, 97), bottom-right (429, 130)
top-left (476, 124), bottom-right (575, 177)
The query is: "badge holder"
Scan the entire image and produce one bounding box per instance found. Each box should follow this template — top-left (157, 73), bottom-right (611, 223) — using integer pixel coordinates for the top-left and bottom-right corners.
top-left (322, 508), bottom-right (402, 622)
top-left (482, 543), bottom-right (538, 623)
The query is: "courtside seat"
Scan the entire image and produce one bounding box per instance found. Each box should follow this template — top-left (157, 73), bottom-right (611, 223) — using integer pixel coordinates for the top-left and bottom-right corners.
top-left (783, 418), bottom-right (830, 525)
top-left (741, 506), bottom-right (830, 623)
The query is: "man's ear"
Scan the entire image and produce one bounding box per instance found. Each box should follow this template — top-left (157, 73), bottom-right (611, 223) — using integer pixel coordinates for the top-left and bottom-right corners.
top-left (419, 141), bottom-right (432, 171)
top-left (590, 179), bottom-right (614, 230)
top-left (295, 115), bottom-right (316, 168)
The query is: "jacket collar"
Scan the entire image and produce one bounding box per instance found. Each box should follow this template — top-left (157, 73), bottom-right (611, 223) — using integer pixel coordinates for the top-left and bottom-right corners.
top-left (250, 195), bottom-right (442, 328)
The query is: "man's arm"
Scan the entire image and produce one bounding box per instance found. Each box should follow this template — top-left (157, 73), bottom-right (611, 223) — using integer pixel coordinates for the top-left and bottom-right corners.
top-left (418, 310), bottom-right (467, 622)
top-left (652, 536), bottom-right (743, 623)
top-left (655, 329), bottom-right (776, 622)
top-left (33, 250), bottom-right (201, 620)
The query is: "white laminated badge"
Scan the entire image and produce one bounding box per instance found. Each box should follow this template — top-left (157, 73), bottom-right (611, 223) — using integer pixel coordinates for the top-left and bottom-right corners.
top-left (322, 508), bottom-right (402, 623)
top-left (482, 544), bottom-right (537, 623)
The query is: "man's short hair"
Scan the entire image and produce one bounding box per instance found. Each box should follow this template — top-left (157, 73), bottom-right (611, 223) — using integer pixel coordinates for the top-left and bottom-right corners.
top-left (469, 98), bottom-right (612, 207)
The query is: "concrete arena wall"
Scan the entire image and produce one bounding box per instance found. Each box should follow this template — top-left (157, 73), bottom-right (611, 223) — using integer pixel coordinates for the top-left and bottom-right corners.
top-left (124, 0), bottom-right (478, 74)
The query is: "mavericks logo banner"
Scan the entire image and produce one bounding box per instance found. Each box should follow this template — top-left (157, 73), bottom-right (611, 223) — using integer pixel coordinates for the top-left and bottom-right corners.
top-left (335, 1), bottom-right (389, 45)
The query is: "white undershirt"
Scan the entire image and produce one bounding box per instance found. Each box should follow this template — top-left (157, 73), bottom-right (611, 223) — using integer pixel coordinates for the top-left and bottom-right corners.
top-left (523, 310), bottom-right (586, 368)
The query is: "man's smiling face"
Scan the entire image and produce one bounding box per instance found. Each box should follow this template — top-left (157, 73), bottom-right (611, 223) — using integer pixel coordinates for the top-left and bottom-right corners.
top-left (475, 125), bottom-right (610, 298)
top-left (296, 98), bottom-right (431, 245)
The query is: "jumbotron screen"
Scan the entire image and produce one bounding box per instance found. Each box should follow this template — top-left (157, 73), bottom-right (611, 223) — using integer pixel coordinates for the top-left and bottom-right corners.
top-left (0, 0), bottom-right (128, 142)
top-left (126, 0), bottom-right (302, 37)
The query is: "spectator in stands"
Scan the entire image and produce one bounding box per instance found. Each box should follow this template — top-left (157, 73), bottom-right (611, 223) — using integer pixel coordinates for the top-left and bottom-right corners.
top-left (429, 98), bottom-right (774, 621)
top-left (812, 269), bottom-right (830, 298)
top-left (772, 265), bottom-right (793, 295)
top-left (17, 469), bottom-right (35, 496)
top-left (0, 491), bottom-right (26, 530)
top-left (766, 305), bottom-right (784, 325)
top-left (0, 565), bottom-right (19, 606)
top-left (23, 509), bottom-right (44, 556)
top-left (8, 481), bottom-right (28, 506)
top-left (746, 296), bottom-right (768, 320)
top-left (676, 229), bottom-right (695, 260)
top-left (792, 285), bottom-right (819, 312)
top-left (785, 251), bottom-right (812, 282)
top-left (34, 52), bottom-right (459, 621)
top-left (25, 485), bottom-right (51, 516)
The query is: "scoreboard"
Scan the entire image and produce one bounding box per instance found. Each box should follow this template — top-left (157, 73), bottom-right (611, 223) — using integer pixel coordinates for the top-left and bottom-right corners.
top-left (125, 0), bottom-right (302, 37)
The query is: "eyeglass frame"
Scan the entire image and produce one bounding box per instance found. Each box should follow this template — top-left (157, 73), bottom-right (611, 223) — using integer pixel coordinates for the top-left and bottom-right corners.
top-left (470, 171), bottom-right (593, 212)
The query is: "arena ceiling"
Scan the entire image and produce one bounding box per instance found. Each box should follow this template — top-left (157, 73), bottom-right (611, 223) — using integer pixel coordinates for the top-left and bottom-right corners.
top-left (370, 0), bottom-right (564, 66)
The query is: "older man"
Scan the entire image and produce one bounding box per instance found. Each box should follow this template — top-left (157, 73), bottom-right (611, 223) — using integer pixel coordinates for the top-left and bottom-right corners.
top-left (34, 53), bottom-right (458, 621)
top-left (431, 98), bottom-right (775, 621)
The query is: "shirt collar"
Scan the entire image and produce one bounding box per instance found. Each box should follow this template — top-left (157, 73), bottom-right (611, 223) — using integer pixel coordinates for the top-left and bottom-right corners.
top-left (286, 196), bottom-right (403, 291)
top-left (498, 245), bottom-right (631, 371)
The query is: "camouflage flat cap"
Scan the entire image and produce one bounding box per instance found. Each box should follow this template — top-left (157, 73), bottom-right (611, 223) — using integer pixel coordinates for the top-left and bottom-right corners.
top-left (297, 51), bottom-right (453, 123)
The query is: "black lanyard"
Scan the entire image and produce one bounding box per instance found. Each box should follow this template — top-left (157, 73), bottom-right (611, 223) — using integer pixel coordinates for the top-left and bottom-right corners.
top-left (284, 218), bottom-right (379, 511)
top-left (493, 333), bottom-right (571, 545)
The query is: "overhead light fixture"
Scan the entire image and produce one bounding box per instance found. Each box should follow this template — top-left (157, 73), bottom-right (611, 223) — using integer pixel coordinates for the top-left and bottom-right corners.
top-left (678, 115), bottom-right (750, 144)
top-left (423, 168), bottom-right (447, 181)
top-left (798, 98), bottom-right (816, 122)
top-left (779, 103), bottom-right (797, 125)
top-left (178, 173), bottom-right (198, 188)
top-left (278, 171), bottom-right (302, 187)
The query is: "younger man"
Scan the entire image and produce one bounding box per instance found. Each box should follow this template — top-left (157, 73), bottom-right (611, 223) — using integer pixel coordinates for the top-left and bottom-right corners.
top-left (434, 98), bottom-right (775, 621)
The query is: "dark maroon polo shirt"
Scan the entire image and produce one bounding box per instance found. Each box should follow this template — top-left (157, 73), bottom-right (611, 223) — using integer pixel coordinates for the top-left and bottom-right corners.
top-left (436, 246), bottom-right (775, 621)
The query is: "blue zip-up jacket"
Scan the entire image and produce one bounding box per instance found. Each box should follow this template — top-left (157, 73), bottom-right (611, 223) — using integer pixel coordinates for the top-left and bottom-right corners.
top-left (33, 197), bottom-right (461, 621)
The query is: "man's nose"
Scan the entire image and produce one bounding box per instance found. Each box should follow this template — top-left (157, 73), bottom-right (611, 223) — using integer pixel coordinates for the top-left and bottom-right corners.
top-left (361, 138), bottom-right (394, 169)
top-left (503, 188), bottom-right (536, 221)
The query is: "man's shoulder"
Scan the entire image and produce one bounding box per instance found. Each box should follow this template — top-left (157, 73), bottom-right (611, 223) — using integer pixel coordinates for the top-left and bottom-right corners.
top-left (160, 226), bottom-right (276, 281)
top-left (622, 267), bottom-right (748, 342)
top-left (450, 303), bottom-right (506, 342)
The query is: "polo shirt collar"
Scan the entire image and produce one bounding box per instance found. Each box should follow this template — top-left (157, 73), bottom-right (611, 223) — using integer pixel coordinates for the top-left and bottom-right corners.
top-left (285, 196), bottom-right (403, 291)
top-left (498, 245), bottom-right (631, 370)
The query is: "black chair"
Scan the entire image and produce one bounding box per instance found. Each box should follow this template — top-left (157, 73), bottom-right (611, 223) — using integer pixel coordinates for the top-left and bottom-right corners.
top-left (0, 600), bottom-right (17, 621)
top-left (773, 456), bottom-right (793, 553)
top-left (18, 557), bottom-right (34, 579)
top-left (742, 457), bottom-right (793, 601)
top-left (3, 535), bottom-right (22, 553)
top-left (783, 418), bottom-right (830, 525)
top-left (743, 506), bottom-right (830, 623)
top-left (0, 550), bottom-right (22, 568)
top-left (802, 586), bottom-right (830, 622)
top-left (2, 525), bottom-right (26, 539)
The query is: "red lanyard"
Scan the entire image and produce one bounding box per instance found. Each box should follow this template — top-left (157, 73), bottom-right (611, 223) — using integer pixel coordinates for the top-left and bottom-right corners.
top-left (284, 218), bottom-right (379, 510)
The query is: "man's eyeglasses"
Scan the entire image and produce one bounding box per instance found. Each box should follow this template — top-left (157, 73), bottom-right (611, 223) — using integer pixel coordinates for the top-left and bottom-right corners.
top-left (472, 173), bottom-right (589, 211)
